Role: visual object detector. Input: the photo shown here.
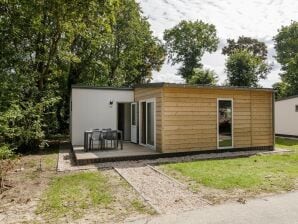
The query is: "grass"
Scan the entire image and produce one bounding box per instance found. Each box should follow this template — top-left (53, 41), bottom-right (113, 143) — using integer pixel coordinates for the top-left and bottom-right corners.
top-left (161, 137), bottom-right (298, 193)
top-left (276, 137), bottom-right (298, 152)
top-left (36, 171), bottom-right (112, 219)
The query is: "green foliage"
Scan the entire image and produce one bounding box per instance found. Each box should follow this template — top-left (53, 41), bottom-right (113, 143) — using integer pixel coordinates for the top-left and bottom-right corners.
top-left (164, 20), bottom-right (219, 81)
top-left (68, 0), bottom-right (165, 87)
top-left (225, 50), bottom-right (271, 87)
top-left (222, 36), bottom-right (268, 60)
top-left (272, 82), bottom-right (290, 99)
top-left (274, 21), bottom-right (298, 96)
top-left (0, 0), bottom-right (164, 151)
top-left (188, 68), bottom-right (218, 85)
top-left (0, 98), bottom-right (59, 152)
top-left (0, 145), bottom-right (14, 160)
top-left (275, 137), bottom-right (298, 152)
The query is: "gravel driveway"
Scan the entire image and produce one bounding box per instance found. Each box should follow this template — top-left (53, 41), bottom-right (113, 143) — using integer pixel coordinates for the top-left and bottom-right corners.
top-left (114, 165), bottom-right (208, 214)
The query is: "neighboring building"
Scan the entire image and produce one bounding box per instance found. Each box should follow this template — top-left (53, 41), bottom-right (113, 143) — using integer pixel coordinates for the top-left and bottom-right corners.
top-left (275, 95), bottom-right (298, 138)
top-left (71, 83), bottom-right (274, 153)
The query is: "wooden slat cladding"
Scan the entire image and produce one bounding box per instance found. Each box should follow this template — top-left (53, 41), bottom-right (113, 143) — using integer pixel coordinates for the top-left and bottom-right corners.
top-left (134, 88), bottom-right (163, 152)
top-left (161, 87), bottom-right (273, 153)
top-left (251, 91), bottom-right (273, 147)
top-left (134, 86), bottom-right (273, 153)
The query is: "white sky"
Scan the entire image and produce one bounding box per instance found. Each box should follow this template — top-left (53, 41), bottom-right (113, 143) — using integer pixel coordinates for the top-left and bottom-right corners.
top-left (137, 0), bottom-right (298, 87)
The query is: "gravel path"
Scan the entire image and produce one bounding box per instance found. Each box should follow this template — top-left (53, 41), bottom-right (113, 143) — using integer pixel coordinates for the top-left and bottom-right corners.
top-left (114, 165), bottom-right (208, 214)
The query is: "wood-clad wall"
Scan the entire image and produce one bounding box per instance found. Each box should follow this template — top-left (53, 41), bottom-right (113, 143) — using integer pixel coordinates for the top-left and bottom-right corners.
top-left (251, 91), bottom-right (273, 146)
top-left (162, 87), bottom-right (273, 153)
top-left (134, 86), bottom-right (273, 153)
top-left (134, 87), bottom-right (163, 152)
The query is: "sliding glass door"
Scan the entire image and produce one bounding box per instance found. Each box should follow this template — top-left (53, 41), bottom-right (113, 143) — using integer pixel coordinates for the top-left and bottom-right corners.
top-left (146, 102), bottom-right (155, 146)
top-left (139, 99), bottom-right (155, 149)
top-left (217, 99), bottom-right (233, 148)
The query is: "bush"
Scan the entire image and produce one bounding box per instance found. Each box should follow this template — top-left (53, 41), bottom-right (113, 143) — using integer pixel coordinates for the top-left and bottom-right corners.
top-left (0, 102), bottom-right (45, 152)
top-left (0, 145), bottom-right (14, 160)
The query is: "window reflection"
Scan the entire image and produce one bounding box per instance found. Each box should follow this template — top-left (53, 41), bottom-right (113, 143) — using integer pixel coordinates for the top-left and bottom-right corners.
top-left (218, 100), bottom-right (232, 148)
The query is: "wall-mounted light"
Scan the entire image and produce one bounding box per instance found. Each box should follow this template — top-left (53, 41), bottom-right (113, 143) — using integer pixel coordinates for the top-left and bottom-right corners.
top-left (109, 100), bottom-right (114, 107)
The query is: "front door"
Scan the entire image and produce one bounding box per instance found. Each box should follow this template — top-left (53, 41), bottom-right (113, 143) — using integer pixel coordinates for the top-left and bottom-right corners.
top-left (130, 102), bottom-right (137, 143)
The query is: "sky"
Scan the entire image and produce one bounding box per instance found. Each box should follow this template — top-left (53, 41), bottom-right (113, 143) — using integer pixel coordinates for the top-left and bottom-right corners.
top-left (137, 0), bottom-right (298, 87)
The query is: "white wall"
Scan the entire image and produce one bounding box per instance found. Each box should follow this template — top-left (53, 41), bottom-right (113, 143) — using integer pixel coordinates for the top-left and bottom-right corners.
top-left (71, 88), bottom-right (134, 145)
top-left (275, 97), bottom-right (298, 136)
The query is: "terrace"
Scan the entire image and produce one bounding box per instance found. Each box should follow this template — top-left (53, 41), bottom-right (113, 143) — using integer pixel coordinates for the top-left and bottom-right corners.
top-left (72, 142), bottom-right (160, 165)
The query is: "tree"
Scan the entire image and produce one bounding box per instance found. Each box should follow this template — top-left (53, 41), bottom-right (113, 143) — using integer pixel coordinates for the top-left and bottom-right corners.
top-left (103, 0), bottom-right (165, 86)
top-left (0, 0), bottom-right (164, 151)
top-left (163, 20), bottom-right (219, 82)
top-left (0, 0), bottom-right (105, 150)
top-left (188, 68), bottom-right (218, 85)
top-left (222, 36), bottom-right (268, 60)
top-left (272, 82), bottom-right (290, 99)
top-left (225, 50), bottom-right (271, 87)
top-left (62, 0), bottom-right (165, 130)
top-left (274, 21), bottom-right (298, 96)
top-left (68, 0), bottom-right (165, 88)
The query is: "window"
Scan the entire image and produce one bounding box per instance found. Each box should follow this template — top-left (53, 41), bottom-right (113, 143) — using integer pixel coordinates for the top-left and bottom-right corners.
top-left (218, 99), bottom-right (233, 148)
top-left (146, 102), bottom-right (155, 146)
top-left (296, 105), bottom-right (298, 112)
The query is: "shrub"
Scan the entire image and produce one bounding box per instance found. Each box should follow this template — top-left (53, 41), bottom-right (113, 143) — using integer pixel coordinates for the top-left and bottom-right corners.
top-left (0, 101), bottom-right (46, 152)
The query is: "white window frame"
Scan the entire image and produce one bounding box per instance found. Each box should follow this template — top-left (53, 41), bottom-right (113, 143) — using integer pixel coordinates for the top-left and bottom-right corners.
top-left (138, 98), bottom-right (156, 150)
top-left (131, 102), bottom-right (137, 126)
top-left (217, 98), bottom-right (234, 149)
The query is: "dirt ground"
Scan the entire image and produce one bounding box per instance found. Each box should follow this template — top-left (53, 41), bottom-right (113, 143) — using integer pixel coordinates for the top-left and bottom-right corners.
top-left (0, 148), bottom-right (155, 224)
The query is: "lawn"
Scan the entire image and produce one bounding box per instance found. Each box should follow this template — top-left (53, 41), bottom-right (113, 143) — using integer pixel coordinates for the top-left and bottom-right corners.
top-left (276, 137), bottom-right (298, 152)
top-left (160, 137), bottom-right (298, 202)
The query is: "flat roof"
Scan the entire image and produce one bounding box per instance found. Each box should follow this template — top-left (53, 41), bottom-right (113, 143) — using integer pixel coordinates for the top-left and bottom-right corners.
top-left (276, 95), bottom-right (298, 102)
top-left (135, 82), bottom-right (274, 92)
top-left (72, 83), bottom-right (274, 92)
top-left (71, 85), bottom-right (133, 91)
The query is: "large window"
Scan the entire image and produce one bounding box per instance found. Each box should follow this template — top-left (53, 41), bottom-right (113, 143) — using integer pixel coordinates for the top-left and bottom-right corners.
top-left (146, 102), bottom-right (155, 146)
top-left (218, 99), bottom-right (233, 148)
top-left (139, 99), bottom-right (155, 149)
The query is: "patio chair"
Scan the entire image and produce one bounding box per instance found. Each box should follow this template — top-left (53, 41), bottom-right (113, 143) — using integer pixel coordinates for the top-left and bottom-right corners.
top-left (89, 130), bottom-right (103, 150)
top-left (103, 130), bottom-right (118, 149)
